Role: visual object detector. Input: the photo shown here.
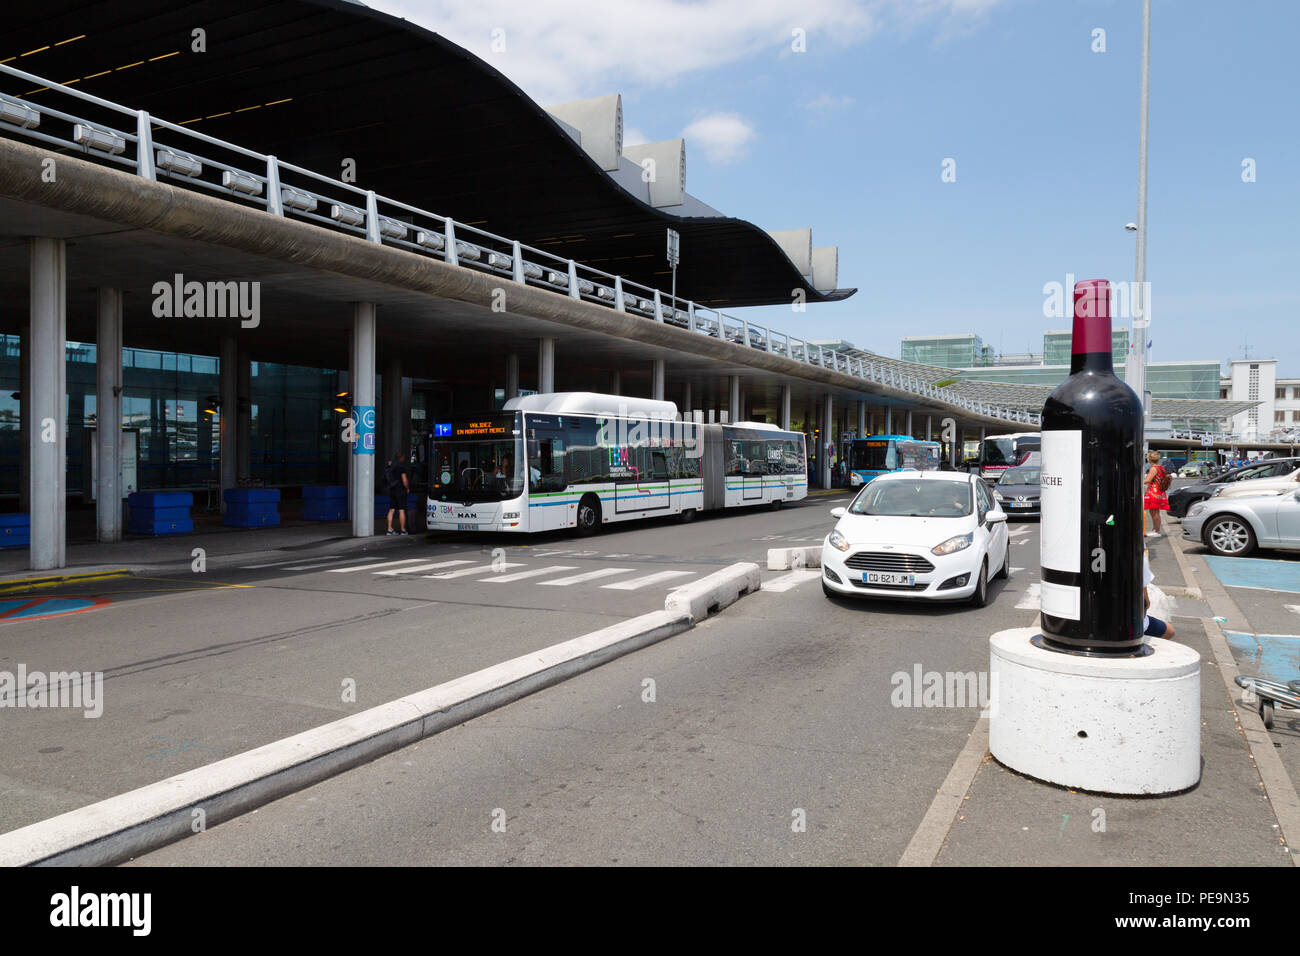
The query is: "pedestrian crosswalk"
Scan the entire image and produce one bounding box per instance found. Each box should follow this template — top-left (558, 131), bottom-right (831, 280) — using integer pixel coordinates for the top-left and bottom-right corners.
top-left (238, 552), bottom-right (824, 594)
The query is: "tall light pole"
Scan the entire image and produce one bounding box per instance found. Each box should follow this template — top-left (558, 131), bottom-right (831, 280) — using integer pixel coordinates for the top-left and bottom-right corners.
top-left (1128, 0), bottom-right (1152, 421)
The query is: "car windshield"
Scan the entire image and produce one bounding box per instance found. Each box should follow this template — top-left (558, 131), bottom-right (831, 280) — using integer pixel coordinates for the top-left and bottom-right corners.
top-left (998, 467), bottom-right (1041, 485)
top-left (849, 480), bottom-right (972, 517)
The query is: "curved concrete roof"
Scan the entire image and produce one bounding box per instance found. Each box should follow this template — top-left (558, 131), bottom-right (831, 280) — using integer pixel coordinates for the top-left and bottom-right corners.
top-left (0, 0), bottom-right (855, 308)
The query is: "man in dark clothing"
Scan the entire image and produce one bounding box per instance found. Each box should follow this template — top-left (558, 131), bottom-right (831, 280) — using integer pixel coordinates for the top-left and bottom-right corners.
top-left (386, 451), bottom-right (410, 535)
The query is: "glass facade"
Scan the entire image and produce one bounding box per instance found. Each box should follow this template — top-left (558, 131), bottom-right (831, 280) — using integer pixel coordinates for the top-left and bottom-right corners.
top-left (954, 361), bottom-right (1221, 400)
top-left (1043, 329), bottom-right (1130, 367)
top-left (0, 335), bottom-right (346, 498)
top-left (901, 335), bottom-right (985, 368)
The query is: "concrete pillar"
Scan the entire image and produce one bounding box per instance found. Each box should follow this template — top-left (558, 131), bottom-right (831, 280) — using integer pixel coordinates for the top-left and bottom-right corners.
top-left (383, 355), bottom-right (403, 462)
top-left (539, 337), bottom-right (555, 394)
top-left (29, 238), bottom-right (66, 570)
top-left (781, 385), bottom-right (792, 431)
top-left (651, 360), bottom-right (665, 402)
top-left (350, 303), bottom-right (377, 537)
top-left (18, 323), bottom-right (30, 513)
top-left (857, 401), bottom-right (866, 438)
top-left (237, 351), bottom-right (251, 482)
top-left (821, 394), bottom-right (834, 490)
top-left (96, 289), bottom-right (123, 543)
top-left (219, 335), bottom-right (238, 512)
top-left (885, 406), bottom-right (892, 434)
top-left (506, 353), bottom-right (519, 401)
top-left (927, 416), bottom-right (932, 441)
top-left (906, 409), bottom-right (913, 438)
top-left (610, 370), bottom-right (621, 396)
top-left (729, 376), bottom-right (740, 424)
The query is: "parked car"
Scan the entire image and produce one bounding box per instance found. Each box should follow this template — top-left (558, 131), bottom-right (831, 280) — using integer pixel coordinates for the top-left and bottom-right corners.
top-left (1182, 488), bottom-right (1300, 557)
top-left (1178, 461), bottom-right (1211, 478)
top-left (821, 471), bottom-right (1009, 606)
top-left (991, 465), bottom-right (1041, 518)
top-left (1212, 465), bottom-right (1300, 501)
top-left (1167, 457), bottom-right (1300, 517)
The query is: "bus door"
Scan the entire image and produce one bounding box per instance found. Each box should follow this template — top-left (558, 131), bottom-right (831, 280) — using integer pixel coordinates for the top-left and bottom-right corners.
top-left (615, 447), bottom-right (671, 515)
top-left (741, 440), bottom-right (764, 501)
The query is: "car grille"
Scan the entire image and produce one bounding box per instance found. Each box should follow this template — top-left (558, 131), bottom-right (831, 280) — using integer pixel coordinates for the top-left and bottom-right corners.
top-left (844, 552), bottom-right (935, 573)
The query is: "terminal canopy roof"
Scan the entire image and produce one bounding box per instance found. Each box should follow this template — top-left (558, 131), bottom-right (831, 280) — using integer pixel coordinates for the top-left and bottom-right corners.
top-left (1, 0), bottom-right (855, 308)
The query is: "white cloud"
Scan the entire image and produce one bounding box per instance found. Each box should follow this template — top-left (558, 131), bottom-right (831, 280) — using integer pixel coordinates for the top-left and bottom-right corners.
top-left (370, 0), bottom-right (1005, 104)
top-left (682, 112), bottom-right (756, 164)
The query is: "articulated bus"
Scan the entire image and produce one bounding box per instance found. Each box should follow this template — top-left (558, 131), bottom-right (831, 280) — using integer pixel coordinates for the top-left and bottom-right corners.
top-left (846, 435), bottom-right (943, 487)
top-left (970, 432), bottom-right (1041, 482)
top-left (426, 392), bottom-right (808, 534)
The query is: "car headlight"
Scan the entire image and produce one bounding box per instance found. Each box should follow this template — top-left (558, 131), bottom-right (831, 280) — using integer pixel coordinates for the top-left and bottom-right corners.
top-left (1210, 488), bottom-right (1223, 497)
top-left (1186, 502), bottom-right (1207, 518)
top-left (931, 533), bottom-right (973, 556)
top-left (827, 529), bottom-right (851, 552)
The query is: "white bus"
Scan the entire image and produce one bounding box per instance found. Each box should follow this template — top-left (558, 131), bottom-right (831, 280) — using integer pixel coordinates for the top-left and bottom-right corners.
top-left (426, 392), bottom-right (808, 534)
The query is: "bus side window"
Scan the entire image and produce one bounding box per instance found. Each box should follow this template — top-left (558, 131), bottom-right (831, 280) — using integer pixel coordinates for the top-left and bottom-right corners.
top-left (885, 444), bottom-right (898, 471)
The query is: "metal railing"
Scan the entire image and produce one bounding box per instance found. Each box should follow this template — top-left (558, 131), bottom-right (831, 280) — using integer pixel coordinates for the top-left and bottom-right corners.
top-left (0, 62), bottom-right (1039, 426)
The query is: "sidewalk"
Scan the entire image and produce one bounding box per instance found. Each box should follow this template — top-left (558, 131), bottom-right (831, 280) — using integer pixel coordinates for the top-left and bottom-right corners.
top-left (932, 526), bottom-right (1296, 867)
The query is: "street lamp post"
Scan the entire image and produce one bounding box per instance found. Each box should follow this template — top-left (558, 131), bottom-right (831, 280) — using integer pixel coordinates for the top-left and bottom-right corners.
top-left (1128, 0), bottom-right (1152, 421)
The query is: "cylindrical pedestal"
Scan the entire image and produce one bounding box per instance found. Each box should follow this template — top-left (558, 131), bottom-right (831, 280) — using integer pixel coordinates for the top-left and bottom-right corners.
top-left (989, 627), bottom-right (1201, 795)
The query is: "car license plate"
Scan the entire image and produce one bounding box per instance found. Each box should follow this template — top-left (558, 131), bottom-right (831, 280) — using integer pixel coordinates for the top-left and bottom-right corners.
top-left (1011, 502), bottom-right (1032, 508)
top-left (457, 523), bottom-right (477, 530)
top-left (863, 571), bottom-right (914, 586)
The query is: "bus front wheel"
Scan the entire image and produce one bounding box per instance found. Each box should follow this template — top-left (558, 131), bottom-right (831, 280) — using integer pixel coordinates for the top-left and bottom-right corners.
top-left (576, 494), bottom-right (602, 536)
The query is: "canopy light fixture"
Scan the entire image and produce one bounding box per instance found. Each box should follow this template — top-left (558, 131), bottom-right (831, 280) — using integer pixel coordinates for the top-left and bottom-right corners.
top-left (0, 98), bottom-right (40, 129)
top-left (155, 147), bottom-right (202, 178)
top-left (221, 169), bottom-right (263, 196)
top-left (280, 186), bottom-right (317, 213)
top-left (73, 123), bottom-right (125, 155)
top-left (330, 203), bottom-right (364, 227)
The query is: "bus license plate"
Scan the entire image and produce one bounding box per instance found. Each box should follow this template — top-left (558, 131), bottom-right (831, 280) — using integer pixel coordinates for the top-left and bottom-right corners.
top-left (864, 571), bottom-right (913, 586)
top-left (457, 523), bottom-right (478, 530)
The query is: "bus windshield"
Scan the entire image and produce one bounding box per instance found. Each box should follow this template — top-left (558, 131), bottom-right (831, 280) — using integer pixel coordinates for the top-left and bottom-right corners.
top-left (852, 440), bottom-right (895, 471)
top-left (429, 415), bottom-right (524, 502)
top-left (982, 438), bottom-right (1018, 467)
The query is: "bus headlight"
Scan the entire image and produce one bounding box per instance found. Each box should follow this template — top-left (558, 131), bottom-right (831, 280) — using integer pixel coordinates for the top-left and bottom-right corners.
top-left (850, 473), bottom-right (862, 486)
top-left (931, 533), bottom-right (973, 556)
top-left (827, 529), bottom-right (851, 552)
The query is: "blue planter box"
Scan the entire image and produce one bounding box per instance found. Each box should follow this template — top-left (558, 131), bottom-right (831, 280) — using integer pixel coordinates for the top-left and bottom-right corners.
top-left (130, 506), bottom-right (192, 522)
top-left (224, 501), bottom-right (279, 517)
top-left (0, 513), bottom-right (31, 529)
top-left (129, 517), bottom-right (194, 536)
top-left (375, 495), bottom-right (391, 517)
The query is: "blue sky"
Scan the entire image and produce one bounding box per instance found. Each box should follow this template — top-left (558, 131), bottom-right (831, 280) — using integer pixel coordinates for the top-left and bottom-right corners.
top-left (380, 0), bottom-right (1298, 374)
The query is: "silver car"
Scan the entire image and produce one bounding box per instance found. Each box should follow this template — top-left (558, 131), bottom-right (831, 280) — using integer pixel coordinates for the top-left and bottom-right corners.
top-left (1182, 488), bottom-right (1300, 557)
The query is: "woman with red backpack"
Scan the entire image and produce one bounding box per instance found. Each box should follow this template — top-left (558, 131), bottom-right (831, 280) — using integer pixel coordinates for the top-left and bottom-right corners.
top-left (1143, 450), bottom-right (1171, 538)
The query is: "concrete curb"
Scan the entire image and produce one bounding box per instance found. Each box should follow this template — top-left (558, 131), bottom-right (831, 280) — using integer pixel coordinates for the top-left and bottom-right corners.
top-left (767, 547), bottom-right (822, 571)
top-left (664, 562), bottom-right (762, 622)
top-left (0, 608), bottom-right (691, 866)
top-left (0, 568), bottom-right (130, 593)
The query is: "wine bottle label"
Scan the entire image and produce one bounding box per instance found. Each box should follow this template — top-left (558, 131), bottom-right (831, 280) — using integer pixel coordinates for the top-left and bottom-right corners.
top-left (1040, 430), bottom-right (1082, 573)
top-left (1041, 580), bottom-right (1081, 620)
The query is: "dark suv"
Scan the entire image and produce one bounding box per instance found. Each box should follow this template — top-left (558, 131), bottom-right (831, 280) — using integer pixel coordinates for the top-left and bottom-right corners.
top-left (1168, 457), bottom-right (1300, 517)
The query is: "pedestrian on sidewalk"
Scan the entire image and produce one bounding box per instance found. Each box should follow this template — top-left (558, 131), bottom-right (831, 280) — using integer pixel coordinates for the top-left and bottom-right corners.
top-left (1143, 450), bottom-right (1170, 538)
top-left (386, 451), bottom-right (410, 535)
top-left (1142, 550), bottom-right (1176, 640)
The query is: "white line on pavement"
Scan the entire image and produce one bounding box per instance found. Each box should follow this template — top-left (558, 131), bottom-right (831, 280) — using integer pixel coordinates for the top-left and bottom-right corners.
top-left (242, 558), bottom-right (320, 569)
top-left (1015, 582), bottom-right (1040, 610)
top-left (376, 560), bottom-right (475, 576)
top-left (1009, 527), bottom-right (1032, 538)
top-left (283, 558), bottom-right (382, 571)
top-left (426, 562), bottom-right (525, 580)
top-left (601, 570), bottom-right (696, 591)
top-left (482, 565), bottom-right (578, 583)
top-left (327, 558), bottom-right (429, 573)
top-left (539, 568), bottom-right (635, 586)
top-left (762, 568), bottom-right (822, 592)
top-left (1287, 605), bottom-right (1300, 619)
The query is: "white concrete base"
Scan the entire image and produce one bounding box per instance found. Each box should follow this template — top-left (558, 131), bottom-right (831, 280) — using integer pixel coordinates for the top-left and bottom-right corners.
top-left (989, 627), bottom-right (1201, 795)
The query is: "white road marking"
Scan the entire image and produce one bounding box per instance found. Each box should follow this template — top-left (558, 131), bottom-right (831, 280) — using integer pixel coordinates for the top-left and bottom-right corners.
top-left (426, 562), bottom-right (525, 580)
top-left (601, 570), bottom-right (696, 590)
top-left (283, 558), bottom-right (380, 571)
top-left (1286, 605), bottom-right (1300, 619)
top-left (483, 565), bottom-right (578, 583)
top-left (539, 568), bottom-right (635, 586)
top-left (1009, 527), bottom-right (1032, 538)
top-left (242, 558), bottom-right (322, 569)
top-left (377, 560), bottom-right (475, 576)
top-left (763, 569), bottom-right (823, 592)
top-left (1015, 583), bottom-right (1041, 610)
top-left (327, 558), bottom-right (429, 573)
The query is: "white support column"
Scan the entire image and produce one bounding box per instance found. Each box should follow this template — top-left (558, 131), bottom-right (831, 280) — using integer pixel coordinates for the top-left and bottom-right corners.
top-left (652, 359), bottom-right (665, 402)
top-left (237, 351), bottom-right (251, 482)
top-left (927, 415), bottom-right (933, 441)
top-left (821, 395), bottom-right (834, 490)
top-left (538, 337), bottom-right (555, 394)
top-left (729, 376), bottom-right (741, 424)
top-left (29, 239), bottom-right (67, 570)
top-left (350, 303), bottom-right (377, 537)
top-left (857, 400), bottom-right (866, 438)
top-left (885, 406), bottom-right (892, 434)
top-left (906, 409), bottom-right (914, 438)
top-left (506, 353), bottom-right (520, 401)
top-left (781, 385), bottom-right (792, 431)
top-left (219, 335), bottom-right (238, 513)
top-left (96, 289), bottom-right (123, 543)
top-left (683, 382), bottom-right (693, 420)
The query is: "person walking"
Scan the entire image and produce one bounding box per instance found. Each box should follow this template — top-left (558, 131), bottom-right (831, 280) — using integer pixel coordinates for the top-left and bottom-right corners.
top-left (1142, 450), bottom-right (1170, 538)
top-left (386, 451), bottom-right (410, 535)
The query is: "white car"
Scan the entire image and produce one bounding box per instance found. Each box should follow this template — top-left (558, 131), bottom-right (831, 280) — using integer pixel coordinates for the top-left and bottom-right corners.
top-left (1212, 465), bottom-right (1300, 501)
top-left (821, 470), bottom-right (1010, 606)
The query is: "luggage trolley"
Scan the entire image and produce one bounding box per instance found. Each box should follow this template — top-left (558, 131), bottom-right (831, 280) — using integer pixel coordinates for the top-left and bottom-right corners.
top-left (1234, 675), bottom-right (1300, 730)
